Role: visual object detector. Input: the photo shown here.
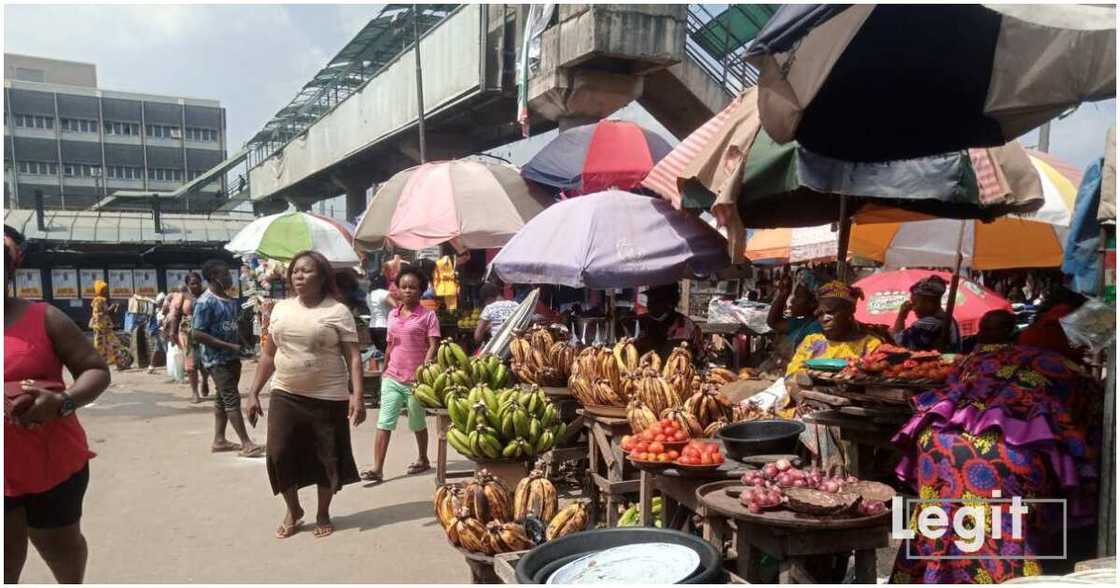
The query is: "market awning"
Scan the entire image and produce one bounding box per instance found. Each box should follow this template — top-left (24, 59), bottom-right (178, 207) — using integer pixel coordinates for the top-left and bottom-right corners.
top-left (3, 208), bottom-right (251, 244)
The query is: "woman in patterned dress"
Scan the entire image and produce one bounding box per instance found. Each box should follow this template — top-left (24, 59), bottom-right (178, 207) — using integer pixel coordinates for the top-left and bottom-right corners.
top-left (90, 281), bottom-right (130, 369)
top-left (890, 312), bottom-right (1100, 583)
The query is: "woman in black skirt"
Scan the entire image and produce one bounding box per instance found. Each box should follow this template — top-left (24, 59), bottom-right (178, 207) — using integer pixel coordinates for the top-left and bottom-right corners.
top-left (245, 250), bottom-right (366, 539)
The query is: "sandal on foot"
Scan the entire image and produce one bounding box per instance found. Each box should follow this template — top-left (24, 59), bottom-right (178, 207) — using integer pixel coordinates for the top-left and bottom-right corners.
top-left (239, 445), bottom-right (266, 458)
top-left (211, 441), bottom-right (241, 453)
top-left (276, 519), bottom-right (302, 539)
top-left (360, 470), bottom-right (383, 484)
top-left (407, 461), bottom-right (431, 475)
top-left (313, 522), bottom-right (334, 538)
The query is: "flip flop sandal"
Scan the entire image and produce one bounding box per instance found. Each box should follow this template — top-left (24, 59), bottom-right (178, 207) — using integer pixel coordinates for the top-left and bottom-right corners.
top-left (211, 441), bottom-right (241, 453)
top-left (276, 519), bottom-right (302, 539)
top-left (360, 470), bottom-right (384, 484)
top-left (407, 462), bottom-right (431, 475)
top-left (313, 523), bottom-right (334, 538)
top-left (238, 446), bottom-right (266, 458)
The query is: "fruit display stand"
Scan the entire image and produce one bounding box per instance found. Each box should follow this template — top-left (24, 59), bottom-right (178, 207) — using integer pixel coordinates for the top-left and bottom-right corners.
top-left (428, 408), bottom-right (474, 487)
top-left (536, 386), bottom-right (586, 478)
top-left (458, 548), bottom-right (500, 584)
top-left (581, 410), bottom-right (640, 527)
top-left (697, 480), bottom-right (890, 584)
top-left (636, 461), bottom-right (747, 538)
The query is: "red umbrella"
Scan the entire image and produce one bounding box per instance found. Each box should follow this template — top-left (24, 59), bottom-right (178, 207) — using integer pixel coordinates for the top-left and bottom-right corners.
top-left (521, 120), bottom-right (674, 195)
top-left (853, 269), bottom-right (1010, 337)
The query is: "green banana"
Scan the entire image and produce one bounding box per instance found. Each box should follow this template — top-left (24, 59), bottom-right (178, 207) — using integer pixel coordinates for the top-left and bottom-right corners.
top-left (513, 409), bottom-right (530, 439)
top-left (502, 439), bottom-right (519, 458)
top-left (465, 403), bottom-right (478, 433)
top-left (432, 370), bottom-right (448, 395)
top-left (482, 387), bottom-right (498, 414)
top-left (447, 428), bottom-right (474, 458)
top-left (527, 392), bottom-right (540, 415)
top-left (528, 418), bottom-right (541, 444)
top-left (541, 404), bottom-right (557, 428)
top-left (448, 341), bottom-right (469, 371)
top-left (551, 422), bottom-right (566, 442)
top-left (478, 429), bottom-right (502, 460)
top-left (489, 365), bottom-right (506, 389)
top-left (448, 397), bottom-right (466, 431)
top-left (468, 429), bottom-right (481, 456)
top-left (412, 384), bottom-right (440, 409)
top-left (484, 405), bottom-right (502, 431)
top-left (535, 430), bottom-right (554, 454)
top-left (501, 412), bottom-right (516, 439)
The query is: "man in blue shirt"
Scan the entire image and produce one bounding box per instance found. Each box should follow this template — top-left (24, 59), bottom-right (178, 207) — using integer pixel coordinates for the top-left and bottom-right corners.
top-left (192, 259), bottom-right (263, 458)
top-left (891, 275), bottom-right (961, 352)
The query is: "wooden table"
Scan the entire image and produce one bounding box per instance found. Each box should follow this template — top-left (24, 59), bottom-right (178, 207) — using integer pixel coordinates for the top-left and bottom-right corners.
top-left (698, 480), bottom-right (890, 584)
top-left (458, 548), bottom-right (499, 584)
top-left (637, 464), bottom-right (745, 553)
top-left (581, 410), bottom-right (640, 527)
top-left (427, 408), bottom-right (474, 487)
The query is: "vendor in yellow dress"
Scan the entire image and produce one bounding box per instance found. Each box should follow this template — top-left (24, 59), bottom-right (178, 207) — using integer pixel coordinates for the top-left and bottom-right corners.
top-left (90, 280), bottom-right (130, 369)
top-left (432, 255), bottom-right (459, 311)
top-left (786, 280), bottom-right (883, 376)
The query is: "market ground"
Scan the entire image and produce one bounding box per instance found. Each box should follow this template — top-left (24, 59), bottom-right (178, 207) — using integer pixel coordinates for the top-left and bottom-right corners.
top-left (18, 364), bottom-right (902, 584)
top-left (17, 363), bottom-right (469, 584)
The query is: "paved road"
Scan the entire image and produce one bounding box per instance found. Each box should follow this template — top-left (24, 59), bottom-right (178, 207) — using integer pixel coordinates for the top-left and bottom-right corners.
top-left (17, 363), bottom-right (470, 584)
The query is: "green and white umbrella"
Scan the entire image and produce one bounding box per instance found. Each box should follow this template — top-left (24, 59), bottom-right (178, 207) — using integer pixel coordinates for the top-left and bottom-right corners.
top-left (225, 208), bottom-right (360, 267)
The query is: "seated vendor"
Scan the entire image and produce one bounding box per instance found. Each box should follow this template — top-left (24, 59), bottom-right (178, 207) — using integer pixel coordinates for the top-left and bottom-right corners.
top-left (890, 310), bottom-right (1100, 583)
top-left (786, 281), bottom-right (883, 377)
top-left (632, 283), bottom-right (704, 363)
top-left (1018, 287), bottom-right (1087, 362)
top-left (891, 275), bottom-right (961, 352)
top-left (767, 272), bottom-right (822, 365)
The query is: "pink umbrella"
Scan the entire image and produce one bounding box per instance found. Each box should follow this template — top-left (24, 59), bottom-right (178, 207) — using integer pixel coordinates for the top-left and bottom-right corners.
top-left (853, 269), bottom-right (1011, 337)
top-left (354, 160), bottom-right (554, 251)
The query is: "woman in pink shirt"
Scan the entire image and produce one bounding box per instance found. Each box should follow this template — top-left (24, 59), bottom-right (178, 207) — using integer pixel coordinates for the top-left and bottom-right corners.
top-left (361, 268), bottom-right (439, 483)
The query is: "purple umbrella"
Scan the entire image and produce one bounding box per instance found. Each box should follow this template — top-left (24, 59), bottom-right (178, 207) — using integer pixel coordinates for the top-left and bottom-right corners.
top-left (488, 190), bottom-right (730, 289)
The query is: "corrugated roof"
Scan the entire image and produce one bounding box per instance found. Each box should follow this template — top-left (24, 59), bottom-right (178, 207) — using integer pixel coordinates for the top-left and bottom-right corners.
top-left (3, 209), bottom-right (251, 244)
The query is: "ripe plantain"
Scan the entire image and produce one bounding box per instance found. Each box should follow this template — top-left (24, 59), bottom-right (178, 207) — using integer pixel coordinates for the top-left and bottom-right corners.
top-left (546, 502), bottom-right (590, 541)
top-left (513, 467), bottom-right (558, 522)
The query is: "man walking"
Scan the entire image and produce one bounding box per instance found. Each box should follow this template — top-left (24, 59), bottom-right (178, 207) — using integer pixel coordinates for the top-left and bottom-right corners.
top-left (192, 259), bottom-right (263, 457)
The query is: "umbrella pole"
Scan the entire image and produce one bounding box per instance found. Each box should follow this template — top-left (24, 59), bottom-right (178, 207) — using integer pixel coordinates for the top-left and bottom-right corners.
top-left (941, 221), bottom-right (968, 350)
top-left (836, 196), bottom-right (852, 281)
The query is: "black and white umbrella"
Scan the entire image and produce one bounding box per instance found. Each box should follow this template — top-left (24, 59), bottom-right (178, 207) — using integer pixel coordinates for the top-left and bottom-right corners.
top-left (746, 4), bottom-right (1116, 162)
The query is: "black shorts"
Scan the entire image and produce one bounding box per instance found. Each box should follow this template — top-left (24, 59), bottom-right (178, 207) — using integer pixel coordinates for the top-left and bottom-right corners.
top-left (5, 464), bottom-right (90, 529)
top-left (209, 360), bottom-right (243, 413)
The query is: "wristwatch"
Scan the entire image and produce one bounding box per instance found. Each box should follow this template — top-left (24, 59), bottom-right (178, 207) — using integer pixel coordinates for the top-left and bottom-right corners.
top-left (58, 393), bottom-right (77, 418)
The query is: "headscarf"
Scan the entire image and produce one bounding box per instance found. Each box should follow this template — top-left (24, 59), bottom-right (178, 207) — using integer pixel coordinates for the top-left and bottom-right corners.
top-left (94, 280), bottom-right (109, 298)
top-left (816, 280), bottom-right (863, 305)
top-left (910, 275), bottom-right (948, 298)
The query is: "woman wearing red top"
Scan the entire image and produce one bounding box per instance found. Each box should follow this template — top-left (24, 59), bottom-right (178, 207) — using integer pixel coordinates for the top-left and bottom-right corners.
top-left (4, 225), bottom-right (110, 583)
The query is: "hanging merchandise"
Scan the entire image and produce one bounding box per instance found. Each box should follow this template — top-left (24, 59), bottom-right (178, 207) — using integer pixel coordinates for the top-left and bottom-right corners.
top-left (433, 255), bottom-right (459, 311)
top-left (516, 4), bottom-right (556, 136)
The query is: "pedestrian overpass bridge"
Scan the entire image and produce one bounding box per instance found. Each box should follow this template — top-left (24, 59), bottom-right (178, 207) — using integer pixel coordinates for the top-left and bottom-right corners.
top-left (238, 4), bottom-right (776, 218)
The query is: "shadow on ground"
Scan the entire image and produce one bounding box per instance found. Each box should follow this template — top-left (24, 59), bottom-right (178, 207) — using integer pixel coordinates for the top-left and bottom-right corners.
top-left (331, 499), bottom-right (433, 533)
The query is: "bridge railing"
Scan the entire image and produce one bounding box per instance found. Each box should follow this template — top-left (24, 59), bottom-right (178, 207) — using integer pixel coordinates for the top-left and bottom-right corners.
top-left (684, 4), bottom-right (761, 98)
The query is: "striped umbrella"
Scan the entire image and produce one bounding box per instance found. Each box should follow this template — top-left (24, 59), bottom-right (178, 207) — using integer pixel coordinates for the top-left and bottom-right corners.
top-left (744, 224), bottom-right (837, 265)
top-left (849, 153), bottom-right (1080, 270)
top-left (354, 160), bottom-right (553, 252)
top-left (522, 120), bottom-right (674, 195)
top-left (225, 208), bottom-right (360, 267)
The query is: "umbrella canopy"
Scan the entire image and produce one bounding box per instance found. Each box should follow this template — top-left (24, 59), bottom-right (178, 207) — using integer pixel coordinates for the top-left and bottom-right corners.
top-left (745, 4), bottom-right (1116, 162)
top-left (853, 269), bottom-right (1011, 337)
top-left (488, 190), bottom-right (730, 289)
top-left (354, 160), bottom-right (553, 252)
top-left (225, 209), bottom-right (360, 267)
top-left (744, 224), bottom-right (837, 265)
top-left (850, 153), bottom-right (1080, 270)
top-left (522, 120), bottom-right (674, 195)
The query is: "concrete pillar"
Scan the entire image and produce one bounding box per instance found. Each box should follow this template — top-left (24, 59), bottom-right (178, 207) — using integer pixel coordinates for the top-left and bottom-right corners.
top-left (344, 186), bottom-right (367, 223)
top-left (531, 69), bottom-right (645, 130)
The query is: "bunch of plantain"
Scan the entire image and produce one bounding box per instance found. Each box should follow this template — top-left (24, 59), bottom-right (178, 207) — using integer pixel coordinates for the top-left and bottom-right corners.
top-left (413, 348), bottom-right (510, 410)
top-left (732, 402), bottom-right (778, 423)
top-left (545, 502), bottom-right (590, 541)
top-left (567, 343), bottom-right (634, 408)
top-left (509, 326), bottom-right (578, 387)
top-left (661, 342), bottom-right (695, 379)
top-left (634, 372), bottom-right (682, 417)
top-left (702, 418), bottom-right (729, 439)
top-left (704, 367), bottom-right (739, 387)
top-left (446, 507), bottom-right (490, 552)
top-left (434, 483), bottom-right (470, 530)
top-left (683, 384), bottom-right (734, 429)
top-left (660, 407), bottom-right (704, 438)
top-left (462, 470), bottom-right (513, 523)
top-left (482, 520), bottom-right (535, 555)
top-left (512, 466), bottom-right (558, 522)
top-left (445, 384), bottom-right (567, 462)
top-left (626, 398), bottom-right (658, 435)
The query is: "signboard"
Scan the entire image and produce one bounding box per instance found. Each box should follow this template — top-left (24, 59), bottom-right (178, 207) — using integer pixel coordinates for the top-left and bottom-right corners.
top-left (107, 269), bottom-right (135, 298)
top-left (51, 268), bottom-right (79, 300)
top-left (133, 268), bottom-right (158, 297)
top-left (14, 269), bottom-right (43, 299)
top-left (165, 268), bottom-right (190, 290)
top-left (80, 269), bottom-right (105, 299)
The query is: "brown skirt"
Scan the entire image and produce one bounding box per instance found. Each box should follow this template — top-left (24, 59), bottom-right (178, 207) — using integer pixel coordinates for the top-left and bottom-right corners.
top-left (265, 390), bottom-right (359, 495)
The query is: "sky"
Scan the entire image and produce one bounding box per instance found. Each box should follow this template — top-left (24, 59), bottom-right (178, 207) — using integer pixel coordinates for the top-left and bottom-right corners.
top-left (3, 2), bottom-right (1116, 219)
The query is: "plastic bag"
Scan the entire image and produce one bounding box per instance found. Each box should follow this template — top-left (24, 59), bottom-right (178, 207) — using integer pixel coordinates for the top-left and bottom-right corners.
top-left (1060, 298), bottom-right (1116, 354)
top-left (166, 343), bottom-right (185, 383)
top-left (707, 298), bottom-right (773, 334)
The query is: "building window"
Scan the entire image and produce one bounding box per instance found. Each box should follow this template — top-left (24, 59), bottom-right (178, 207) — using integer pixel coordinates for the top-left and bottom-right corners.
top-left (61, 118), bottom-right (99, 133)
top-left (63, 164), bottom-right (75, 177)
top-left (147, 124), bottom-right (183, 140)
top-left (13, 114), bottom-right (54, 129)
top-left (104, 121), bottom-right (139, 136)
top-left (185, 127), bottom-right (219, 142)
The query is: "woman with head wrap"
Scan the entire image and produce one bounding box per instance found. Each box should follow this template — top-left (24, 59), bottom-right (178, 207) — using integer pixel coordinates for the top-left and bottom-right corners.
top-left (90, 281), bottom-right (130, 369)
top-left (785, 281), bottom-right (884, 377)
top-left (767, 270), bottom-right (823, 365)
top-left (891, 275), bottom-right (961, 352)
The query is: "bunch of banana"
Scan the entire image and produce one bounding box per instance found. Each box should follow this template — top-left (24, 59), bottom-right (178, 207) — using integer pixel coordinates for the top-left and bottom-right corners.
top-left (447, 507), bottom-right (489, 551)
top-left (510, 328), bottom-right (578, 387)
top-left (482, 520), bottom-right (535, 554)
top-left (732, 402), bottom-right (778, 423)
top-left (660, 407), bottom-right (704, 438)
top-left (611, 337), bottom-right (640, 373)
top-left (702, 418), bottom-right (729, 439)
top-left (638, 350), bottom-right (662, 372)
top-left (664, 371), bottom-right (701, 402)
top-left (462, 470), bottom-right (512, 524)
top-left (414, 353), bottom-right (510, 409)
top-left (513, 467), bottom-right (558, 522)
top-left (434, 483), bottom-right (470, 530)
top-left (437, 339), bottom-right (472, 372)
top-left (705, 367), bottom-right (738, 387)
top-left (446, 385), bottom-right (566, 462)
top-left (661, 342), bottom-right (694, 379)
top-left (683, 385), bottom-right (734, 429)
top-left (626, 398), bottom-right (658, 434)
top-left (635, 373), bottom-right (682, 417)
top-left (545, 502), bottom-right (590, 541)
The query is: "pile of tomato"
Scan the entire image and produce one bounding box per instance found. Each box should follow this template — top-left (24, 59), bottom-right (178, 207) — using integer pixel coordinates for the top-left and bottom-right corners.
top-left (676, 440), bottom-right (724, 466)
top-left (622, 419), bottom-right (688, 462)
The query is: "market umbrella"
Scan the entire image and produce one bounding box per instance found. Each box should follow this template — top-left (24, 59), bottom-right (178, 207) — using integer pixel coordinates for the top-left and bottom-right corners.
top-left (744, 224), bottom-right (837, 265)
top-left (850, 152), bottom-right (1081, 270)
top-left (852, 269), bottom-right (1011, 337)
top-left (488, 190), bottom-right (730, 289)
top-left (521, 120), bottom-right (674, 195)
top-left (745, 4), bottom-right (1116, 162)
top-left (225, 208), bottom-right (360, 267)
top-left (354, 160), bottom-right (553, 252)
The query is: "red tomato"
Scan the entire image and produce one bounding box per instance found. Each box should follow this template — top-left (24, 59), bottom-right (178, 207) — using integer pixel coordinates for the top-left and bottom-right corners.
top-left (673, 431), bottom-right (687, 442)
top-left (640, 431), bottom-right (655, 442)
top-left (655, 434), bottom-right (667, 442)
top-left (649, 424), bottom-right (663, 435)
top-left (713, 453), bottom-right (725, 464)
top-left (636, 442), bottom-right (649, 453)
top-left (649, 441), bottom-right (665, 454)
top-left (668, 450), bottom-right (680, 460)
top-left (700, 453), bottom-right (712, 465)
top-left (657, 453), bottom-right (670, 463)
top-left (660, 419), bottom-right (673, 429)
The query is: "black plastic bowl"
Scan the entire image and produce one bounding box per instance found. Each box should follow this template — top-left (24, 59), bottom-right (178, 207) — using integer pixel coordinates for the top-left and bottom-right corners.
top-left (515, 527), bottom-right (724, 584)
top-left (718, 419), bottom-right (806, 462)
